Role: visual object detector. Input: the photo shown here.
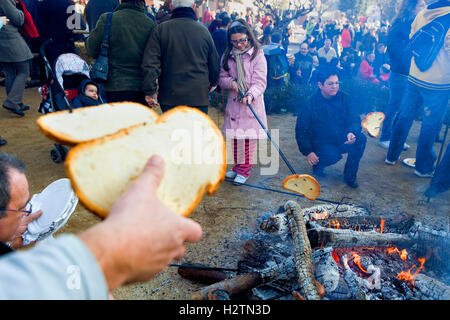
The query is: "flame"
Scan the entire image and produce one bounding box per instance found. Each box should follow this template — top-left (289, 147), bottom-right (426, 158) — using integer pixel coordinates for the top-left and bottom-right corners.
top-left (331, 250), bottom-right (340, 264)
top-left (380, 218), bottom-right (385, 233)
top-left (351, 251), bottom-right (368, 273)
top-left (312, 210), bottom-right (329, 220)
top-left (332, 219), bottom-right (341, 229)
top-left (387, 247), bottom-right (408, 261)
top-left (397, 258), bottom-right (426, 287)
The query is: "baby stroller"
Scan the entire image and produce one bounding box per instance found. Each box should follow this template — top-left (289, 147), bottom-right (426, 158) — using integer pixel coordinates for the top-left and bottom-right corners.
top-left (39, 39), bottom-right (104, 163)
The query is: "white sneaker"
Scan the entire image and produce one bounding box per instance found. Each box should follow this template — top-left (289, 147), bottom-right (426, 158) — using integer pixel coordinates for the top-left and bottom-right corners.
top-left (233, 174), bottom-right (248, 185)
top-left (378, 140), bottom-right (390, 149)
top-left (385, 158), bottom-right (396, 165)
top-left (379, 140), bottom-right (410, 150)
top-left (225, 170), bottom-right (237, 179)
top-left (414, 170), bottom-right (434, 178)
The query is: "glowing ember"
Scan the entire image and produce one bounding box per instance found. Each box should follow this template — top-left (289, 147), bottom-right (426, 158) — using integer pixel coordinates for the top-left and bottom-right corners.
top-left (331, 250), bottom-right (340, 264)
top-left (397, 257), bottom-right (426, 287)
top-left (312, 210), bottom-right (329, 220)
top-left (350, 251), bottom-right (368, 273)
top-left (387, 247), bottom-right (408, 261)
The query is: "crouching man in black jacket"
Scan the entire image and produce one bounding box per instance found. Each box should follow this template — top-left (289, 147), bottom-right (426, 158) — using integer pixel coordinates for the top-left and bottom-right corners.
top-left (295, 67), bottom-right (366, 188)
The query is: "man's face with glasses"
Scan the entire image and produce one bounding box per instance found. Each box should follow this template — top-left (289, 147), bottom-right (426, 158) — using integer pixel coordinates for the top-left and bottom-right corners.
top-left (0, 169), bottom-right (30, 243)
top-left (318, 75), bottom-right (340, 99)
top-left (231, 33), bottom-right (249, 50)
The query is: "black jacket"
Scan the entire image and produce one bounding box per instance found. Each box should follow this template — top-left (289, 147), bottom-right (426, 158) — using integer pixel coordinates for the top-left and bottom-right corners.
top-left (295, 90), bottom-right (361, 157)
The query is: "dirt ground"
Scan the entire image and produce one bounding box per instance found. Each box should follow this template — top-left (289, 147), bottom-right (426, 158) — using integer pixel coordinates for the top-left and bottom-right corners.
top-left (0, 86), bottom-right (448, 300)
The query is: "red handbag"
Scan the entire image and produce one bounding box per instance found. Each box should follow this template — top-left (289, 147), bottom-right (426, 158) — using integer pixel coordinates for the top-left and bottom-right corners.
top-left (16, 0), bottom-right (39, 39)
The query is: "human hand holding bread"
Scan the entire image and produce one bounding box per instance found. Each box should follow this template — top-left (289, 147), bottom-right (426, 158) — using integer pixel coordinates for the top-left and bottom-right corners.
top-left (37, 103), bottom-right (225, 290)
top-left (79, 155), bottom-right (202, 290)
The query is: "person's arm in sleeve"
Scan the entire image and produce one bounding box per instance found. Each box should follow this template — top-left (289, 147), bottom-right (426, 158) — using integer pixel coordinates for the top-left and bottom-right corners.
top-left (85, 13), bottom-right (106, 59)
top-left (0, 156), bottom-right (202, 299)
top-left (0, 0), bottom-right (24, 28)
top-left (246, 50), bottom-right (267, 101)
top-left (0, 235), bottom-right (108, 300)
top-left (141, 26), bottom-right (162, 97)
top-left (345, 94), bottom-right (362, 136)
top-left (218, 57), bottom-right (234, 90)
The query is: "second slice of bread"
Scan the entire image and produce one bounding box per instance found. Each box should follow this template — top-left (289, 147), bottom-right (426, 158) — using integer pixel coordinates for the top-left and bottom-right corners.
top-left (65, 107), bottom-right (226, 218)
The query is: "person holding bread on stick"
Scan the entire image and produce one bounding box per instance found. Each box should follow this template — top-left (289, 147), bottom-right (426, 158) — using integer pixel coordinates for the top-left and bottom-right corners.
top-left (219, 18), bottom-right (268, 185)
top-left (0, 155), bottom-right (202, 299)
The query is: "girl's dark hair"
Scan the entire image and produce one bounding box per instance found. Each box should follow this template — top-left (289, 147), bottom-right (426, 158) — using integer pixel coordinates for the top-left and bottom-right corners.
top-left (392, 0), bottom-right (420, 24)
top-left (222, 19), bottom-right (261, 72)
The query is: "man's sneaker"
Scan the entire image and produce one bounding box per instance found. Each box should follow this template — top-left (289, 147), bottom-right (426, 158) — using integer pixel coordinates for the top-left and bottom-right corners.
top-left (414, 170), bottom-right (434, 178)
top-left (385, 158), bottom-right (396, 165)
top-left (225, 170), bottom-right (237, 179)
top-left (379, 140), bottom-right (410, 150)
top-left (233, 174), bottom-right (248, 185)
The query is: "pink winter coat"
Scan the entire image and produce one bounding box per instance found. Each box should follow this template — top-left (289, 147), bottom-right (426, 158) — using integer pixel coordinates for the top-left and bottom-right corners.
top-left (219, 47), bottom-right (268, 140)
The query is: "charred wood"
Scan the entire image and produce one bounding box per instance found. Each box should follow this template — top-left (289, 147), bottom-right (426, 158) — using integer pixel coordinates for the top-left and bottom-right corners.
top-left (284, 200), bottom-right (321, 300)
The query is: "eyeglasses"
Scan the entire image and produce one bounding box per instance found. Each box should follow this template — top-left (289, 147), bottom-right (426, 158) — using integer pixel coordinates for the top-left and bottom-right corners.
top-left (0, 203), bottom-right (32, 217)
top-left (231, 38), bottom-right (248, 45)
top-left (325, 81), bottom-right (340, 86)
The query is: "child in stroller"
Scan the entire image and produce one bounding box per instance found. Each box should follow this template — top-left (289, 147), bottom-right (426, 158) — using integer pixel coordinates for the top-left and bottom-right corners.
top-left (39, 40), bottom-right (104, 162)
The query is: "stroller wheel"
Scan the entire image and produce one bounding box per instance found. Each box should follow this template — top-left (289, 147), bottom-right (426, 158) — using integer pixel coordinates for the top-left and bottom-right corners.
top-left (50, 144), bottom-right (68, 163)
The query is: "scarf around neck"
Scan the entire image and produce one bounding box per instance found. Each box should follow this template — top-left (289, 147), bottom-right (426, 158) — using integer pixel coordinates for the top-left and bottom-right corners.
top-left (232, 45), bottom-right (252, 96)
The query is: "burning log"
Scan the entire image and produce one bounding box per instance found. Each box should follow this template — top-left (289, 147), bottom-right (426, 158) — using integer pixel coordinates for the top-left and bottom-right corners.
top-left (413, 274), bottom-right (450, 300)
top-left (260, 211), bottom-right (415, 249)
top-left (284, 201), bottom-right (321, 300)
top-left (307, 225), bottom-right (415, 249)
top-left (190, 258), bottom-right (297, 300)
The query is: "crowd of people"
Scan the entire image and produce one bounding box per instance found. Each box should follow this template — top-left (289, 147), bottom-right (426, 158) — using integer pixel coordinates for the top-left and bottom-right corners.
top-left (0, 0), bottom-right (449, 300)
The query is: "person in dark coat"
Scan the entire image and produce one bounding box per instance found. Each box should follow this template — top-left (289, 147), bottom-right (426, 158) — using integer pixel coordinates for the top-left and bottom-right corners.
top-left (295, 66), bottom-right (366, 188)
top-left (84, 0), bottom-right (119, 30)
top-left (86, 0), bottom-right (156, 105)
top-left (36, 0), bottom-right (76, 66)
top-left (70, 79), bottom-right (102, 108)
top-left (0, 0), bottom-right (33, 117)
top-left (291, 42), bottom-right (314, 85)
top-left (141, 0), bottom-right (220, 114)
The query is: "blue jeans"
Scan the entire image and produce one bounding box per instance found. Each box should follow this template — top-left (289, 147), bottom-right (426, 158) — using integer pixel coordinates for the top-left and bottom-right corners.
top-left (314, 133), bottom-right (367, 181)
top-left (380, 72), bottom-right (409, 142)
top-left (429, 144), bottom-right (450, 193)
top-left (386, 83), bottom-right (449, 174)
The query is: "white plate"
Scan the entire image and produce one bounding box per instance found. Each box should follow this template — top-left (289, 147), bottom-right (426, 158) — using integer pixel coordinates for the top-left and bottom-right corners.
top-left (402, 158), bottom-right (416, 168)
top-left (22, 178), bottom-right (78, 245)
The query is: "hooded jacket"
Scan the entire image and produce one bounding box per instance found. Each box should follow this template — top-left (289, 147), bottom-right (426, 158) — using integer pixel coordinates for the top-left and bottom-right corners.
top-left (71, 79), bottom-right (102, 109)
top-left (408, 1), bottom-right (450, 90)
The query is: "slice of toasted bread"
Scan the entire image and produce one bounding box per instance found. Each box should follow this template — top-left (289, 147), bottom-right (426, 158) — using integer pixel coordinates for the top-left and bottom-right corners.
top-left (361, 112), bottom-right (385, 138)
top-left (37, 102), bottom-right (158, 146)
top-left (282, 174), bottom-right (321, 201)
top-left (65, 106), bottom-right (226, 218)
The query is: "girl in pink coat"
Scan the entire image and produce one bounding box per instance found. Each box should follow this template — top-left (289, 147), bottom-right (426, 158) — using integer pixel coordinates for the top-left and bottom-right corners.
top-left (219, 19), bottom-right (268, 185)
